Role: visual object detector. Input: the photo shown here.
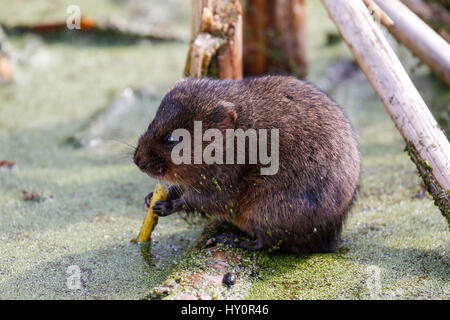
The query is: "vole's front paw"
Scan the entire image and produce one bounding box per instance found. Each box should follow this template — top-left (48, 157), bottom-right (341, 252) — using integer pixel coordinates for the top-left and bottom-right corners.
top-left (152, 198), bottom-right (183, 217)
top-left (144, 192), bottom-right (153, 209)
top-left (145, 185), bottom-right (183, 209)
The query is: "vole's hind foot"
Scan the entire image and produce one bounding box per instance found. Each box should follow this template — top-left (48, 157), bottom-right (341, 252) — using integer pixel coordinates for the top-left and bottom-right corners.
top-left (152, 198), bottom-right (183, 216)
top-left (206, 233), bottom-right (264, 251)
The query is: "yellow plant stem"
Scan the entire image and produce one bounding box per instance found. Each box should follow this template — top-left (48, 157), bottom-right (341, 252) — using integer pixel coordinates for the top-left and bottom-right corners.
top-left (137, 184), bottom-right (168, 243)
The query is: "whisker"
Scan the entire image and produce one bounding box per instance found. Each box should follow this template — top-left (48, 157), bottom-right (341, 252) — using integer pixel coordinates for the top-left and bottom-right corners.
top-left (166, 177), bottom-right (195, 215)
top-left (110, 138), bottom-right (137, 150)
top-left (170, 179), bottom-right (189, 210)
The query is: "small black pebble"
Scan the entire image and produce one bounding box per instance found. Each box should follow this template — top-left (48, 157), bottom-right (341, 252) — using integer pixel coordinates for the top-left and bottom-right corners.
top-left (223, 272), bottom-right (236, 287)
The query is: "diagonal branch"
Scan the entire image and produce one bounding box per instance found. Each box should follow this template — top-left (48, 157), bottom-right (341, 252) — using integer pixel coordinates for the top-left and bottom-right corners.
top-left (322, 0), bottom-right (450, 223)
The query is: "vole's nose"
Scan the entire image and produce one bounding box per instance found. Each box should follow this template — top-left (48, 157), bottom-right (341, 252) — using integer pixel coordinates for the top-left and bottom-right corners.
top-left (133, 150), bottom-right (145, 170)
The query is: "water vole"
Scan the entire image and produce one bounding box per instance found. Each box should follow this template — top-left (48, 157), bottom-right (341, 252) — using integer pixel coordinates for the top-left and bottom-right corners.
top-left (134, 75), bottom-right (360, 254)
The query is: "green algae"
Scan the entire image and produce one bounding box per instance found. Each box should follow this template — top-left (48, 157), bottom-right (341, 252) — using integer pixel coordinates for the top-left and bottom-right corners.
top-left (0, 0), bottom-right (201, 299)
top-left (404, 143), bottom-right (450, 224)
top-left (0, 0), bottom-right (449, 301)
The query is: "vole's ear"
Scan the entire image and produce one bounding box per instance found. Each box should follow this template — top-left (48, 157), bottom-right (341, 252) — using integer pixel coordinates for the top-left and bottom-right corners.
top-left (219, 101), bottom-right (237, 128)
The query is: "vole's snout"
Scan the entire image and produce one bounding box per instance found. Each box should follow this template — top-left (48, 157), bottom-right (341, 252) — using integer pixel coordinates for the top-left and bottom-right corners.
top-left (133, 134), bottom-right (149, 171)
top-left (133, 133), bottom-right (167, 178)
top-left (133, 147), bottom-right (147, 171)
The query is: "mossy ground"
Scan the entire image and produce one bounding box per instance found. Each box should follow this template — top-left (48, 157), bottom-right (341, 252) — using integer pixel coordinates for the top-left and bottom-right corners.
top-left (0, 0), bottom-right (201, 300)
top-left (0, 1), bottom-right (448, 300)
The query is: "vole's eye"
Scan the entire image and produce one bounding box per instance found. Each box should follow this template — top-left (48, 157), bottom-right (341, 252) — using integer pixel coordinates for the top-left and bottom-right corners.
top-left (163, 134), bottom-right (178, 146)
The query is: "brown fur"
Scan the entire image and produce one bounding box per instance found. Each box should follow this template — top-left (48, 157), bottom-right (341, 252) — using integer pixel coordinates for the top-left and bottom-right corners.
top-left (134, 76), bottom-right (361, 254)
